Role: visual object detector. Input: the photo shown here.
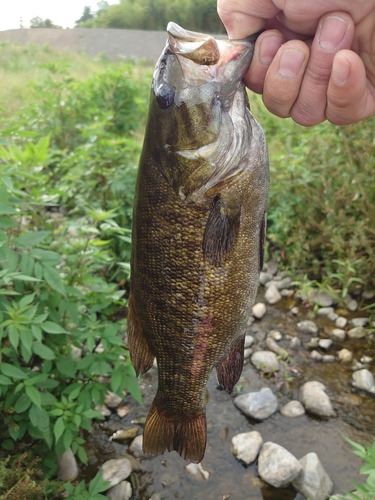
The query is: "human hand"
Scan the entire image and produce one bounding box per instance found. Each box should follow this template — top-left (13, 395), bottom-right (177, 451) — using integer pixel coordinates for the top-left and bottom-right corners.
top-left (217, 0), bottom-right (375, 126)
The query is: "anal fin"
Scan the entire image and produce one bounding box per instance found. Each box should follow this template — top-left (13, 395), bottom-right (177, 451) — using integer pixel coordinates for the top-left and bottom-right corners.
top-left (216, 334), bottom-right (245, 394)
top-left (127, 293), bottom-right (154, 376)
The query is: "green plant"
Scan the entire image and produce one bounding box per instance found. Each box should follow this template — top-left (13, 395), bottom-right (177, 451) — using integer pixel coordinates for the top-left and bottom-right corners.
top-left (63, 473), bottom-right (110, 500)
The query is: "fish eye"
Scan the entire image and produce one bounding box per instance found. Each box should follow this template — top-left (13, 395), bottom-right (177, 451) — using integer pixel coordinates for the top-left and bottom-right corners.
top-left (155, 83), bottom-right (175, 109)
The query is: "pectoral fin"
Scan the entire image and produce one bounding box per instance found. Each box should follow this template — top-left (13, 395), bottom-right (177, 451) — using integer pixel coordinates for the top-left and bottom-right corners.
top-left (127, 294), bottom-right (155, 376)
top-left (216, 334), bottom-right (245, 394)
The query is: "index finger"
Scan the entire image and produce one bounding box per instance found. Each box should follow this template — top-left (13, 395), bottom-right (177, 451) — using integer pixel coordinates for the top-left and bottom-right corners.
top-left (217, 0), bottom-right (280, 38)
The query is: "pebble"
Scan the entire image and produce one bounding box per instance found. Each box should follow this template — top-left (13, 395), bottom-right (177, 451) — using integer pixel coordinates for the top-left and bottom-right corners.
top-left (265, 284), bottom-right (282, 305)
top-left (363, 290), bottom-right (375, 300)
top-left (244, 348), bottom-right (253, 358)
top-left (234, 387), bottom-right (278, 420)
top-left (185, 463), bottom-right (210, 480)
top-left (109, 427), bottom-right (138, 442)
top-left (251, 351), bottom-right (280, 373)
top-left (338, 349), bottom-right (353, 363)
top-left (310, 350), bottom-right (323, 362)
top-left (361, 356), bottom-right (373, 364)
top-left (350, 317), bottom-right (369, 327)
top-left (307, 337), bottom-right (320, 348)
top-left (297, 320), bottom-right (318, 335)
top-left (265, 277), bottom-right (292, 290)
top-left (268, 329), bottom-right (283, 341)
top-left (129, 435), bottom-right (144, 458)
top-left (327, 311), bottom-right (339, 321)
top-left (317, 307), bottom-right (334, 316)
top-left (292, 452), bottom-right (334, 500)
top-left (322, 355), bottom-right (335, 363)
top-left (57, 447), bottom-right (79, 481)
top-left (347, 299), bottom-right (358, 312)
top-left (259, 272), bottom-right (273, 285)
top-left (96, 404), bottom-right (112, 417)
top-left (244, 335), bottom-right (254, 348)
top-left (281, 289), bottom-right (293, 297)
top-left (310, 291), bottom-right (335, 307)
top-left (105, 392), bottom-right (123, 409)
top-left (116, 405), bottom-right (131, 418)
top-left (330, 329), bottom-right (346, 341)
top-left (258, 442), bottom-right (302, 488)
top-left (352, 369), bottom-right (375, 393)
top-left (231, 431), bottom-right (263, 465)
top-left (299, 381), bottom-right (335, 418)
top-left (106, 481), bottom-right (132, 500)
top-left (265, 338), bottom-right (289, 359)
top-left (335, 316), bottom-right (347, 328)
top-left (252, 302), bottom-right (267, 319)
top-left (347, 326), bottom-right (367, 339)
top-left (318, 339), bottom-right (333, 350)
top-left (100, 458), bottom-right (132, 488)
top-left (290, 337), bottom-right (301, 349)
top-left (291, 307), bottom-right (299, 315)
top-left (280, 400), bottom-right (305, 418)
top-left (352, 360), bottom-right (366, 371)
top-left (265, 261), bottom-right (278, 275)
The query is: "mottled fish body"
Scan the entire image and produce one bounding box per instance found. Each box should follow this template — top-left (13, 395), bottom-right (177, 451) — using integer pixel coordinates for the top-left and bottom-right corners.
top-left (128, 23), bottom-right (269, 463)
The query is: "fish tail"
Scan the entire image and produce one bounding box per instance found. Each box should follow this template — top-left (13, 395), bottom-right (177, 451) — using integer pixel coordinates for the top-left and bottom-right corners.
top-left (143, 402), bottom-right (207, 463)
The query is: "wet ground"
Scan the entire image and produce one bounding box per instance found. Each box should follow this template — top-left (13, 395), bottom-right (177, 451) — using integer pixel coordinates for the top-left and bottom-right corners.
top-left (83, 291), bottom-right (375, 500)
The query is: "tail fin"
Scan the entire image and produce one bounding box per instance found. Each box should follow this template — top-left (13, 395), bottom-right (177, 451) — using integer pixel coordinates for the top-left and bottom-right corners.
top-left (143, 402), bottom-right (206, 463)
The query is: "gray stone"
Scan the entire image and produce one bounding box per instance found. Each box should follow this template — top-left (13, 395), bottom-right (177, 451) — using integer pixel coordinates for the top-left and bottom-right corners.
top-left (100, 458), bottom-right (132, 488)
top-left (129, 435), bottom-right (144, 458)
top-left (259, 272), bottom-right (273, 285)
top-left (350, 317), bottom-right (369, 327)
top-left (281, 289), bottom-right (293, 297)
top-left (290, 337), bottom-right (301, 349)
top-left (234, 387), bottom-right (278, 420)
top-left (258, 442), bottom-right (302, 488)
top-left (265, 277), bottom-right (292, 290)
top-left (335, 316), bottom-right (348, 328)
top-left (105, 391), bottom-right (123, 409)
top-left (106, 481), bottom-right (132, 500)
top-left (310, 291), bottom-right (335, 307)
top-left (348, 326), bottom-right (367, 339)
top-left (299, 381), bottom-right (335, 418)
top-left (268, 329), bottom-right (283, 341)
top-left (347, 299), bottom-right (358, 312)
top-left (307, 337), bottom-right (320, 348)
top-left (265, 284), bottom-right (282, 305)
top-left (57, 447), bottom-right (79, 481)
top-left (244, 335), bottom-right (255, 348)
top-left (280, 400), bottom-right (305, 417)
top-left (363, 290), bottom-right (375, 300)
top-left (96, 404), bottom-right (112, 417)
top-left (352, 369), bottom-right (375, 393)
top-left (322, 355), bottom-right (335, 363)
top-left (231, 431), bottom-right (263, 465)
top-left (291, 307), bottom-right (299, 315)
top-left (318, 339), bottom-right (333, 350)
top-left (297, 320), bottom-right (318, 335)
top-left (352, 360), bottom-right (366, 371)
top-left (338, 348), bottom-right (353, 363)
top-left (252, 302), bottom-right (267, 319)
top-left (265, 338), bottom-right (289, 359)
top-left (185, 462), bottom-right (210, 480)
top-left (310, 350), bottom-right (323, 362)
top-left (327, 311), bottom-right (339, 321)
top-left (251, 351), bottom-right (280, 373)
top-left (265, 260), bottom-right (278, 275)
top-left (244, 348), bottom-right (253, 358)
top-left (317, 307), bottom-right (334, 316)
top-left (361, 356), bottom-right (373, 364)
top-left (330, 329), bottom-right (346, 341)
top-left (292, 452), bottom-right (334, 500)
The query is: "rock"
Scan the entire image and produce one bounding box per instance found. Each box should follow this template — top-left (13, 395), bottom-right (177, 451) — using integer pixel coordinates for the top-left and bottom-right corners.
top-left (268, 329), bottom-right (283, 341)
top-left (291, 307), bottom-right (299, 315)
top-left (299, 381), bottom-right (335, 418)
top-left (347, 299), bottom-right (358, 312)
top-left (350, 317), bottom-right (369, 327)
top-left (311, 291), bottom-right (335, 307)
top-left (105, 392), bottom-right (123, 409)
top-left (318, 339), bottom-right (333, 350)
top-left (231, 431), bottom-right (263, 465)
top-left (96, 404), bottom-right (112, 417)
top-left (348, 326), bottom-right (367, 339)
top-left (252, 302), bottom-right (267, 319)
top-left (110, 427), bottom-right (138, 441)
top-left (265, 338), bottom-right (289, 359)
top-left (322, 355), bottom-right (335, 363)
top-left (292, 452), bottom-right (334, 500)
top-left (327, 311), bottom-right (339, 321)
top-left (244, 348), bottom-right (253, 358)
top-left (265, 277), bottom-right (292, 290)
top-left (297, 320), bottom-right (318, 335)
top-left (338, 348), bottom-right (353, 363)
top-left (330, 329), bottom-right (346, 341)
top-left (129, 435), bottom-right (144, 458)
top-left (352, 360), bottom-right (366, 371)
top-left (265, 285), bottom-right (282, 305)
top-left (265, 260), bottom-right (278, 275)
top-left (234, 387), bottom-right (278, 420)
top-left (244, 335), bottom-right (254, 348)
top-left (307, 337), bottom-right (320, 348)
top-left (251, 351), bottom-right (280, 373)
top-left (280, 400), bottom-right (305, 417)
top-left (258, 442), bottom-right (302, 488)
top-left (335, 316), bottom-right (347, 328)
top-left (106, 481), bottom-right (132, 500)
top-left (363, 290), bottom-right (375, 300)
top-left (259, 272), bottom-right (273, 285)
top-left (281, 289), bottom-right (293, 297)
top-left (317, 307), bottom-right (334, 316)
top-left (100, 458), bottom-right (132, 488)
top-left (310, 350), bottom-right (323, 362)
top-left (361, 356), bottom-right (373, 364)
top-left (70, 345), bottom-right (82, 360)
top-left (185, 463), bottom-right (210, 480)
top-left (352, 369), bottom-right (375, 393)
top-left (149, 495), bottom-right (162, 500)
top-left (290, 337), bottom-right (301, 349)
top-left (57, 447), bottom-right (79, 481)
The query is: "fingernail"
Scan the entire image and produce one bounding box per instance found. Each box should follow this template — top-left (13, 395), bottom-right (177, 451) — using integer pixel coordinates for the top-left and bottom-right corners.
top-left (332, 55), bottom-right (351, 86)
top-left (278, 49), bottom-right (305, 78)
top-left (319, 17), bottom-right (348, 51)
top-left (259, 35), bottom-right (282, 65)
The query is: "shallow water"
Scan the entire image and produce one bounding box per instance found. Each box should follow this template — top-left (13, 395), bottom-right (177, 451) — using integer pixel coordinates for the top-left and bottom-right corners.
top-left (84, 293), bottom-right (375, 499)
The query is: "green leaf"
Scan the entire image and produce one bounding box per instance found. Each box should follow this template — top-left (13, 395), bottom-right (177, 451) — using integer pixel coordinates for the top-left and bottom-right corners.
top-left (56, 358), bottom-right (77, 378)
top-left (31, 324), bottom-right (42, 341)
top-left (82, 409), bottom-right (102, 419)
top-left (77, 445), bottom-right (88, 464)
top-left (29, 404), bottom-right (50, 432)
top-left (14, 393), bottom-right (32, 413)
top-left (14, 231), bottom-right (50, 249)
top-left (25, 385), bottom-right (42, 408)
top-left (88, 472), bottom-right (111, 495)
top-left (31, 248), bottom-right (61, 266)
top-left (20, 329), bottom-right (33, 360)
top-left (0, 374), bottom-right (12, 385)
top-left (1, 363), bottom-right (28, 379)
top-left (1, 439), bottom-right (14, 450)
top-left (63, 428), bottom-right (73, 451)
top-left (19, 293), bottom-right (36, 307)
top-left (8, 325), bottom-right (20, 350)
top-left (32, 342), bottom-right (55, 360)
top-left (41, 321), bottom-right (68, 334)
top-left (43, 266), bottom-right (66, 296)
top-left (54, 416), bottom-right (65, 443)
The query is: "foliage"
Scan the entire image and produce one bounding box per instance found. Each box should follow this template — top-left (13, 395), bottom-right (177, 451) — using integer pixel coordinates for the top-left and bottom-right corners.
top-left (75, 6), bottom-right (95, 25)
top-left (30, 17), bottom-right (62, 29)
top-left (63, 473), bottom-right (110, 499)
top-left (78, 0), bottom-right (226, 33)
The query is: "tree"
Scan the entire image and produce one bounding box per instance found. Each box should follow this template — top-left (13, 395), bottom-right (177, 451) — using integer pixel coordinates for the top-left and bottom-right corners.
top-left (29, 16), bottom-right (62, 29)
top-left (75, 6), bottom-right (95, 25)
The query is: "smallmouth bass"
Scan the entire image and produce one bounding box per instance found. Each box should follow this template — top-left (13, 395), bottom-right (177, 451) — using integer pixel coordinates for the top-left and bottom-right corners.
top-left (128, 23), bottom-right (269, 463)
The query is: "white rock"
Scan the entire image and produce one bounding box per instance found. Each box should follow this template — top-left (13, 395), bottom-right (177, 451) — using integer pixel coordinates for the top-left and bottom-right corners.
top-left (311, 291), bottom-right (335, 307)
top-left (129, 435), bottom-right (144, 458)
top-left (251, 351), bottom-right (280, 372)
top-left (297, 320), bottom-right (318, 335)
top-left (244, 348), bottom-right (253, 358)
top-left (353, 369), bottom-right (375, 393)
top-left (290, 337), bottom-right (301, 349)
top-left (338, 348), bottom-right (353, 363)
top-left (265, 261), bottom-right (278, 275)
top-left (259, 272), bottom-right (273, 285)
top-left (327, 311), bottom-right (339, 321)
top-left (57, 447), bottom-right (79, 481)
top-left (363, 290), bottom-right (375, 300)
top-left (335, 316), bottom-right (348, 328)
top-left (352, 360), bottom-right (366, 371)
top-left (231, 431), bottom-right (263, 465)
top-left (100, 458), bottom-right (132, 488)
top-left (105, 391), bottom-right (123, 409)
top-left (268, 329), bottom-right (283, 341)
top-left (252, 302), bottom-right (267, 319)
top-left (185, 463), bottom-right (209, 480)
top-left (265, 284), bottom-right (282, 305)
top-left (348, 326), bottom-right (367, 339)
top-left (310, 350), bottom-right (323, 362)
top-left (258, 442), bottom-right (302, 488)
top-left (350, 317), bottom-right (369, 327)
top-left (106, 481), bottom-right (132, 500)
top-left (280, 400), bottom-right (305, 417)
top-left (266, 277), bottom-right (292, 290)
top-left (265, 337), bottom-right (288, 359)
top-left (347, 299), bottom-right (358, 312)
top-left (317, 307), bottom-right (334, 316)
top-left (96, 404), bottom-right (112, 417)
top-left (318, 339), bottom-right (333, 350)
top-left (330, 329), bottom-right (346, 341)
top-left (361, 356), bottom-right (373, 364)
top-left (234, 387), bottom-right (278, 420)
top-left (244, 335), bottom-right (254, 348)
top-left (291, 307), bottom-right (299, 315)
top-left (281, 289), bottom-right (293, 297)
top-left (322, 355), bottom-right (335, 363)
top-left (299, 381), bottom-right (335, 418)
top-left (292, 452), bottom-right (334, 500)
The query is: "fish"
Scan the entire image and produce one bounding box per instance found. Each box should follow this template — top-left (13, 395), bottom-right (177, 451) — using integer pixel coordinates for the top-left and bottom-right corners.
top-left (127, 22), bottom-right (269, 463)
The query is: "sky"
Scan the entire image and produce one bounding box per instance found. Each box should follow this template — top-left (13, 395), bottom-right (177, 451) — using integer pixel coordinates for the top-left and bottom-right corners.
top-left (0, 1), bottom-right (119, 31)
